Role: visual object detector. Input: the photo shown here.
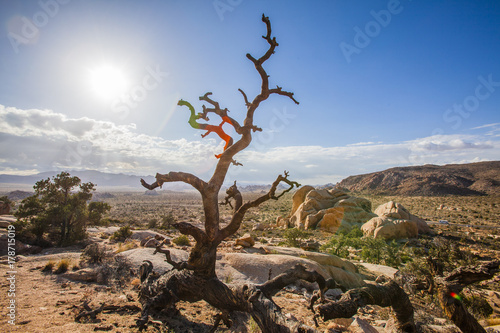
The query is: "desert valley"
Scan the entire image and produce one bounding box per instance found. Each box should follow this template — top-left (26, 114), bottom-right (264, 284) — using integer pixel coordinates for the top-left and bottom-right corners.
top-left (1, 161), bottom-right (499, 333)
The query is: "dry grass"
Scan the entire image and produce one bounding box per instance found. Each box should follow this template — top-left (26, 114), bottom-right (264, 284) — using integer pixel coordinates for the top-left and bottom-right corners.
top-left (54, 258), bottom-right (71, 274)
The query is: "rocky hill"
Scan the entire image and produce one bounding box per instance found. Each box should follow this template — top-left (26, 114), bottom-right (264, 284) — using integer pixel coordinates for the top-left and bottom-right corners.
top-left (337, 161), bottom-right (500, 196)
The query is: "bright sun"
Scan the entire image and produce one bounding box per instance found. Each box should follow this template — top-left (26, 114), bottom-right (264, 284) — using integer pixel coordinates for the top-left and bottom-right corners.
top-left (88, 64), bottom-right (129, 100)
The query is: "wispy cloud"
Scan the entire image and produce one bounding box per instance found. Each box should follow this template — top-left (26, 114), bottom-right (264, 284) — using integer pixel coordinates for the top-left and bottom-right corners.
top-left (472, 123), bottom-right (500, 130)
top-left (1, 105), bottom-right (499, 185)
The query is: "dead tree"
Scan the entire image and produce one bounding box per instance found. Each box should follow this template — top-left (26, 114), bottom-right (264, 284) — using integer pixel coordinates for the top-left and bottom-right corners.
top-left (137, 14), bottom-right (327, 332)
top-left (314, 280), bottom-right (416, 332)
top-left (428, 258), bottom-right (499, 333)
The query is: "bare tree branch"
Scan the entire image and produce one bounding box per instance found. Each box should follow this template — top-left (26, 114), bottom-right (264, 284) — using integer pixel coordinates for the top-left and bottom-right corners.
top-left (172, 222), bottom-right (207, 243)
top-left (269, 86), bottom-right (299, 105)
top-left (216, 172), bottom-right (300, 242)
top-left (141, 172), bottom-right (207, 194)
top-left (154, 242), bottom-right (196, 271)
top-left (429, 259), bottom-right (499, 333)
top-left (238, 88), bottom-right (251, 107)
top-left (258, 264), bottom-right (326, 300)
top-left (316, 281), bottom-right (416, 332)
top-left (199, 93), bottom-right (243, 133)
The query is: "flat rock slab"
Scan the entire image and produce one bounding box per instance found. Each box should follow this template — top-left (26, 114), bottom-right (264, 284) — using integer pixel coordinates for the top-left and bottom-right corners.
top-left (262, 246), bottom-right (358, 273)
top-left (117, 246), bottom-right (366, 289)
top-left (87, 226), bottom-right (120, 235)
top-left (117, 247), bottom-right (189, 274)
top-left (130, 230), bottom-right (168, 242)
top-left (357, 262), bottom-right (398, 279)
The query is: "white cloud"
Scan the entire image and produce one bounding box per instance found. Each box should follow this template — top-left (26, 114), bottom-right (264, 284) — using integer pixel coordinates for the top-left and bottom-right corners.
top-left (1, 105), bottom-right (499, 185)
top-left (0, 105), bottom-right (220, 177)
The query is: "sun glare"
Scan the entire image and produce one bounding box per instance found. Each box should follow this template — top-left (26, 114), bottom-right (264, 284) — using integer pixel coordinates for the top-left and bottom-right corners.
top-left (88, 64), bottom-right (129, 100)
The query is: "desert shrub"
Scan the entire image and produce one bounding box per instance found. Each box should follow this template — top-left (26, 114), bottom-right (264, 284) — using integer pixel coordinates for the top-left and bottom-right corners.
top-left (321, 226), bottom-right (364, 258)
top-left (147, 218), bottom-right (158, 229)
top-left (427, 238), bottom-right (477, 269)
top-left (173, 235), bottom-right (190, 246)
top-left (337, 225), bottom-right (364, 238)
top-left (82, 243), bottom-right (110, 264)
top-left (42, 260), bottom-right (56, 272)
top-left (160, 212), bottom-right (176, 229)
top-left (95, 256), bottom-right (133, 288)
top-left (54, 258), bottom-right (71, 274)
top-left (110, 225), bottom-right (133, 242)
top-left (282, 228), bottom-right (310, 248)
top-left (321, 234), bottom-right (359, 258)
top-left (116, 241), bottom-right (138, 253)
top-left (383, 240), bottom-right (405, 267)
top-left (360, 237), bottom-right (387, 264)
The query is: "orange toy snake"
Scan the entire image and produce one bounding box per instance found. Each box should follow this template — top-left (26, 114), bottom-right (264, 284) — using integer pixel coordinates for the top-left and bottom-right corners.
top-left (178, 99), bottom-right (233, 158)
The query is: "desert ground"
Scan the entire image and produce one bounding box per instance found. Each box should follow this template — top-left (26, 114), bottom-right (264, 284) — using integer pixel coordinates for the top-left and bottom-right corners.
top-left (1, 190), bottom-right (499, 332)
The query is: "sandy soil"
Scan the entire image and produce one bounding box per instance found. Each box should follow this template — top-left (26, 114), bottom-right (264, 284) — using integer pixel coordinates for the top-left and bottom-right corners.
top-left (1, 244), bottom-right (339, 333)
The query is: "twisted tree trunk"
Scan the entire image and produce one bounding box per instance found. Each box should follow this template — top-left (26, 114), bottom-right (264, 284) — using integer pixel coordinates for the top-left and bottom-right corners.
top-left (138, 15), bottom-right (312, 331)
top-left (429, 259), bottom-right (499, 333)
top-left (316, 280), bottom-right (416, 333)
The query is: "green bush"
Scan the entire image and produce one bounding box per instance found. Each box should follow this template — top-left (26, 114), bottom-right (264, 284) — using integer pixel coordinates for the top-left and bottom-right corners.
top-left (173, 235), bottom-right (190, 246)
top-left (14, 172), bottom-right (110, 246)
top-left (111, 225), bottom-right (133, 242)
top-left (160, 212), bottom-right (176, 229)
top-left (282, 228), bottom-right (310, 248)
top-left (321, 226), bottom-right (363, 258)
top-left (321, 234), bottom-right (360, 258)
top-left (361, 237), bottom-right (387, 264)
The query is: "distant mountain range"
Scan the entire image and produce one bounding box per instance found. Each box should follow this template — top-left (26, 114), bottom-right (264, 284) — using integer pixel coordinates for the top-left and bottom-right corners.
top-left (336, 161), bottom-right (500, 196)
top-left (2, 161), bottom-right (499, 196)
top-left (0, 170), bottom-right (162, 192)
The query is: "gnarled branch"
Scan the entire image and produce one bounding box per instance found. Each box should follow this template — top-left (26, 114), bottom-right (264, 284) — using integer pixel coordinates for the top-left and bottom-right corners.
top-left (216, 172), bottom-right (300, 242)
top-left (429, 259), bottom-right (499, 333)
top-left (154, 242), bottom-right (196, 271)
top-left (141, 172), bottom-right (207, 194)
top-left (316, 280), bottom-right (416, 332)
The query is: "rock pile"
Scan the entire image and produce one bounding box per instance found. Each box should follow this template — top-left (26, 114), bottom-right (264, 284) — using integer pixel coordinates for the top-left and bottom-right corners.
top-left (361, 201), bottom-right (432, 239)
top-left (277, 187), bottom-right (376, 233)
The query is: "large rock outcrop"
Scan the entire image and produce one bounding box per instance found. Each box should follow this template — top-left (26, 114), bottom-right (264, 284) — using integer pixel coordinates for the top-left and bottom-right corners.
top-left (278, 187), bottom-right (377, 233)
top-left (361, 201), bottom-right (431, 239)
top-left (118, 246), bottom-right (366, 289)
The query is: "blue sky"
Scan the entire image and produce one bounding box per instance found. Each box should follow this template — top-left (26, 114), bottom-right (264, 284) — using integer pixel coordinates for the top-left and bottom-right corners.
top-left (0, 0), bottom-right (499, 186)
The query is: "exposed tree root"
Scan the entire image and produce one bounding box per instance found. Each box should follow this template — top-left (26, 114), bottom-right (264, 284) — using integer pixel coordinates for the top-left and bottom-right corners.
top-left (138, 262), bottom-right (323, 332)
top-left (429, 259), bottom-right (499, 333)
top-left (315, 280), bottom-right (416, 333)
